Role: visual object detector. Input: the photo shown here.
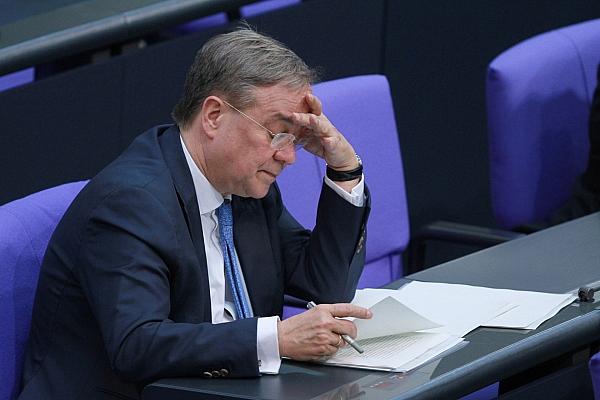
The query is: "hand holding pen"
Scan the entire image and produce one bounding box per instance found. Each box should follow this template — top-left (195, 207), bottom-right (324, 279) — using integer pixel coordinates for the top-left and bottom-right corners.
top-left (277, 302), bottom-right (371, 361)
top-left (307, 301), bottom-right (365, 354)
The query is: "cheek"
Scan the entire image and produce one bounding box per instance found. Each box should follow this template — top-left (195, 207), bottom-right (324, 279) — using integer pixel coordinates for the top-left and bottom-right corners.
top-left (223, 135), bottom-right (274, 177)
top-left (228, 152), bottom-right (262, 181)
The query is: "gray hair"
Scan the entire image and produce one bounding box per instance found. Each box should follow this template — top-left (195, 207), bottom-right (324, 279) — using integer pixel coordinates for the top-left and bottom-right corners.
top-left (172, 26), bottom-right (318, 129)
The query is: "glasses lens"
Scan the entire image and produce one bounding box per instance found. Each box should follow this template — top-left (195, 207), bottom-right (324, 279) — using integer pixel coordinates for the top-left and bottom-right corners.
top-left (271, 133), bottom-right (296, 150)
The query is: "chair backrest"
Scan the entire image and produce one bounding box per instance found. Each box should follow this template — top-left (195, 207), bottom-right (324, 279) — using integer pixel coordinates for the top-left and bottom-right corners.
top-left (0, 181), bottom-right (86, 400)
top-left (174, 0), bottom-right (302, 34)
top-left (241, 0), bottom-right (301, 17)
top-left (486, 18), bottom-right (600, 229)
top-left (277, 74), bottom-right (409, 288)
top-left (591, 352), bottom-right (600, 400)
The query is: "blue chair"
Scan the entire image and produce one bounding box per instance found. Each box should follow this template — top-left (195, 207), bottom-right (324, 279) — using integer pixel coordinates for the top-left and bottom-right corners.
top-left (486, 18), bottom-right (600, 229)
top-left (173, 0), bottom-right (302, 35)
top-left (241, 0), bottom-right (301, 17)
top-left (411, 18), bottom-right (600, 270)
top-left (0, 68), bottom-right (34, 93)
top-left (0, 181), bottom-right (86, 400)
top-left (278, 74), bottom-right (498, 399)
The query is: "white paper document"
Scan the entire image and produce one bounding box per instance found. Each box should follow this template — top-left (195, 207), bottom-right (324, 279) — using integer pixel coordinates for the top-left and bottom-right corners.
top-left (353, 287), bottom-right (514, 337)
top-left (319, 296), bottom-right (463, 372)
top-left (353, 296), bottom-right (441, 339)
top-left (323, 332), bottom-right (463, 372)
top-left (314, 281), bottom-right (576, 372)
top-left (317, 281), bottom-right (575, 373)
top-left (397, 281), bottom-right (577, 330)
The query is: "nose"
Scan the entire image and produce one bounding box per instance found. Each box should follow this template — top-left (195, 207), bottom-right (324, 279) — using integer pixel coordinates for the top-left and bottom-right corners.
top-left (273, 144), bottom-right (296, 166)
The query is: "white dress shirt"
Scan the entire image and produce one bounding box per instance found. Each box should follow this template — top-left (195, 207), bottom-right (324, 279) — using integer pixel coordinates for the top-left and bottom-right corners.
top-left (180, 136), bottom-right (364, 374)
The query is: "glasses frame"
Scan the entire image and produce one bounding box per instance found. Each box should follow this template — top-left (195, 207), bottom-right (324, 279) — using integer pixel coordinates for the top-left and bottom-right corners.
top-left (222, 99), bottom-right (301, 151)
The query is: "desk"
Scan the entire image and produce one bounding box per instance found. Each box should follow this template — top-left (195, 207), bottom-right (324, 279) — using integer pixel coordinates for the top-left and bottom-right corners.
top-left (0, 0), bottom-right (256, 75)
top-left (143, 213), bottom-right (600, 399)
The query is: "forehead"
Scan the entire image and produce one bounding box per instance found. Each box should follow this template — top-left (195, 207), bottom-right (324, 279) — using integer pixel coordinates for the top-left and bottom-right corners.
top-left (251, 84), bottom-right (311, 117)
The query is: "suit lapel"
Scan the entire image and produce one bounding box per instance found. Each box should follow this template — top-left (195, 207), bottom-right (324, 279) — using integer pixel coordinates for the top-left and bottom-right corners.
top-left (158, 126), bottom-right (211, 318)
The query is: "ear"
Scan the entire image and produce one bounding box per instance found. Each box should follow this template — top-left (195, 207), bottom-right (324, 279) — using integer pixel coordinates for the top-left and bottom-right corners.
top-left (201, 96), bottom-right (226, 138)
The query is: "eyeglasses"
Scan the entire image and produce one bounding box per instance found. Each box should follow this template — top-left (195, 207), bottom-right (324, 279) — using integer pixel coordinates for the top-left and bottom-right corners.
top-left (222, 99), bottom-right (306, 151)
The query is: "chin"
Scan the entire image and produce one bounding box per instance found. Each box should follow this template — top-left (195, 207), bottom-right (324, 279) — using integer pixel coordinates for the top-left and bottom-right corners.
top-left (245, 184), bottom-right (271, 199)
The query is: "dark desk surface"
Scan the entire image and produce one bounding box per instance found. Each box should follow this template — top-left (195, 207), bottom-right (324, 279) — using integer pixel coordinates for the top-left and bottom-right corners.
top-left (0, 0), bottom-right (256, 75)
top-left (143, 213), bottom-right (600, 400)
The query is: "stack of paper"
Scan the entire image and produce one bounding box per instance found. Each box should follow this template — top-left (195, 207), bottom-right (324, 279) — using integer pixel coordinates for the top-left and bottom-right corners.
top-left (319, 281), bottom-right (576, 372)
top-left (322, 296), bottom-right (464, 372)
top-left (352, 287), bottom-right (513, 337)
top-left (395, 281), bottom-right (577, 330)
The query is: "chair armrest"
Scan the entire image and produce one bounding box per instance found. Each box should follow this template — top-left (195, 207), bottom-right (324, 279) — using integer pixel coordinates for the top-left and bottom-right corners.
top-left (407, 220), bottom-right (525, 274)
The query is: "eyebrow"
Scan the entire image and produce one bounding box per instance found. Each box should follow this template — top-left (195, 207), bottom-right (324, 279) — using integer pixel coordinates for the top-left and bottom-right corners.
top-left (264, 112), bottom-right (294, 131)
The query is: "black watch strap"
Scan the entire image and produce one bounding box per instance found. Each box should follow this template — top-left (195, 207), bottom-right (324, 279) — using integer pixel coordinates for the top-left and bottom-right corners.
top-left (326, 155), bottom-right (363, 182)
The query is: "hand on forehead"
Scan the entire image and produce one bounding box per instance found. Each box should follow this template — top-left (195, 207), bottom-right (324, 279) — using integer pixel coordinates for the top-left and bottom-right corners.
top-left (271, 92), bottom-right (323, 132)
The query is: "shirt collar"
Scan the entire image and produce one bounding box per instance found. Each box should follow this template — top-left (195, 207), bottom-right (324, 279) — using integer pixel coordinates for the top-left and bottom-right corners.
top-left (180, 135), bottom-right (226, 215)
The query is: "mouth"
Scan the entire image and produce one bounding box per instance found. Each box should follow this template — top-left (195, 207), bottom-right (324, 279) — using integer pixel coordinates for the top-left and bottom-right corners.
top-left (260, 170), bottom-right (278, 180)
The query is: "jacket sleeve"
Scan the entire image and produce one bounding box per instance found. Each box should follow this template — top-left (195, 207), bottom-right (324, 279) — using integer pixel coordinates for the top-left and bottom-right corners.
top-left (76, 186), bottom-right (260, 383)
top-left (276, 182), bottom-right (371, 303)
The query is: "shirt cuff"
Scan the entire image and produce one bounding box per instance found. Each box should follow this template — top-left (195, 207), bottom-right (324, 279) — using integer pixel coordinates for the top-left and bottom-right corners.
top-left (324, 174), bottom-right (365, 207)
top-left (257, 316), bottom-right (281, 374)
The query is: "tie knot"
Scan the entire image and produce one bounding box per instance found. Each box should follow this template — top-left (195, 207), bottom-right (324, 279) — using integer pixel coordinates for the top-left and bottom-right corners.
top-left (218, 200), bottom-right (233, 227)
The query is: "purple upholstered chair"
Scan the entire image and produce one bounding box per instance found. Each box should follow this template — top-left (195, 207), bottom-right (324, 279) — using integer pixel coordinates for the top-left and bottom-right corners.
top-left (0, 68), bottom-right (35, 93)
top-left (279, 75), bottom-right (498, 400)
top-left (0, 181), bottom-right (86, 400)
top-left (591, 352), bottom-right (600, 399)
top-left (241, 0), bottom-right (301, 17)
top-left (487, 18), bottom-right (600, 229)
top-left (313, 75), bottom-right (409, 288)
top-left (174, 0), bottom-right (301, 35)
top-left (278, 74), bottom-right (409, 294)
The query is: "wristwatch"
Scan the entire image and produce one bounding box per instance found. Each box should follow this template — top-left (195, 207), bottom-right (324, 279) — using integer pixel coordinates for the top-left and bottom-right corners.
top-left (326, 154), bottom-right (363, 182)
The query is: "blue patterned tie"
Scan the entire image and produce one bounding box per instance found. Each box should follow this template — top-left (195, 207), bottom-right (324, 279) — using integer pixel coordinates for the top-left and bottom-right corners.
top-left (217, 200), bottom-right (252, 319)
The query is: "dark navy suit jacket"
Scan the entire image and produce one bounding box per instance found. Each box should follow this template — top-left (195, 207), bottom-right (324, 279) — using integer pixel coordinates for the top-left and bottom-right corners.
top-left (19, 125), bottom-right (369, 400)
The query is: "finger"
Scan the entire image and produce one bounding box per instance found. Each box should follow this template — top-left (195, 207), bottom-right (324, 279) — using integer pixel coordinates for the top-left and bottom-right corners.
top-left (311, 342), bottom-right (339, 359)
top-left (333, 319), bottom-right (358, 339)
top-left (292, 112), bottom-right (321, 132)
top-left (327, 333), bottom-right (342, 348)
top-left (326, 342), bottom-right (341, 355)
top-left (305, 93), bottom-right (323, 115)
top-left (334, 333), bottom-right (346, 349)
top-left (329, 303), bottom-right (373, 319)
top-left (322, 344), bottom-right (339, 357)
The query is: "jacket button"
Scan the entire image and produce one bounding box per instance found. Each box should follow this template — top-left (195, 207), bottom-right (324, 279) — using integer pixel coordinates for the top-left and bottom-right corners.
top-left (219, 368), bottom-right (230, 377)
top-left (203, 371), bottom-right (213, 378)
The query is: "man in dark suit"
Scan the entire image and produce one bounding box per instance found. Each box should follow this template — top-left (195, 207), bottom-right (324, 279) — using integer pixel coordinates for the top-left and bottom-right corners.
top-left (19, 27), bottom-right (371, 399)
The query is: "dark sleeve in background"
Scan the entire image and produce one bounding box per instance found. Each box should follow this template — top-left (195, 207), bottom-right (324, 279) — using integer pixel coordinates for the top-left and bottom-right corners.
top-left (544, 63), bottom-right (600, 226)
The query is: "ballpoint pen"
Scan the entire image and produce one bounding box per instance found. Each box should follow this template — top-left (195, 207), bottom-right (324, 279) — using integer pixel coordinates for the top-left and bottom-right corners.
top-left (306, 301), bottom-right (365, 354)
